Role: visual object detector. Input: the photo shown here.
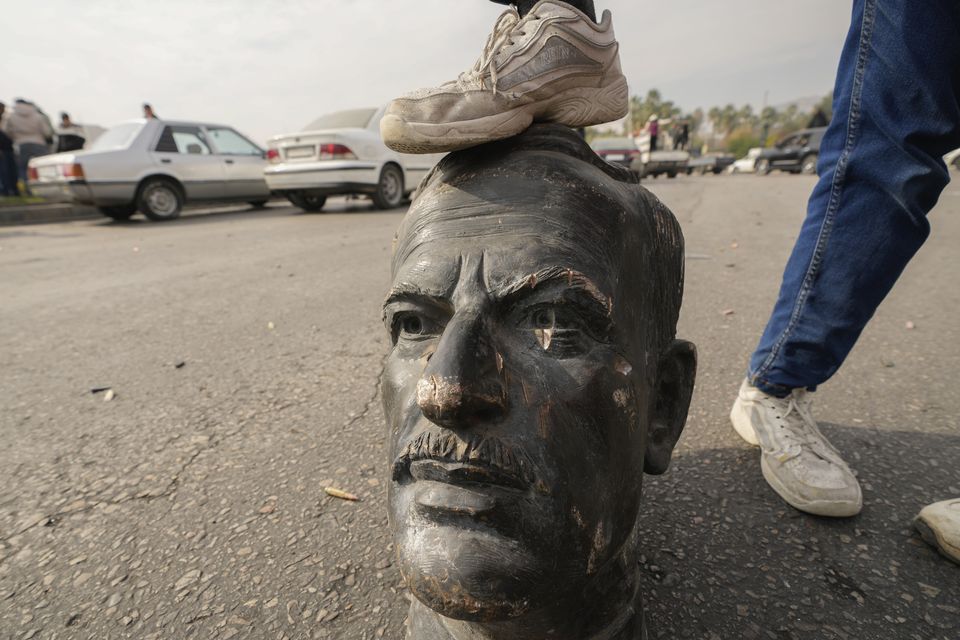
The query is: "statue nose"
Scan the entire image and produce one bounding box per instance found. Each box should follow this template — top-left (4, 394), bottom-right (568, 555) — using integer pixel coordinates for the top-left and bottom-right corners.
top-left (416, 312), bottom-right (507, 428)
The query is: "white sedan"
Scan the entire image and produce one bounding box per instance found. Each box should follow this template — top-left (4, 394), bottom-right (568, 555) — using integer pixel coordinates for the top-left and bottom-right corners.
top-left (729, 147), bottom-right (763, 174)
top-left (264, 107), bottom-right (444, 212)
top-left (28, 119), bottom-right (271, 221)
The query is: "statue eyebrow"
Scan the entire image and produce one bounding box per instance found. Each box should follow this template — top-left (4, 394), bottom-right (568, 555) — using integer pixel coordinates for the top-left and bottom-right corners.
top-left (383, 284), bottom-right (450, 309)
top-left (497, 267), bottom-right (613, 316)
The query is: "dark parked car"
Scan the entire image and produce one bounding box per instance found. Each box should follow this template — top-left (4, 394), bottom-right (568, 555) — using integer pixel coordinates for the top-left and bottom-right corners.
top-left (755, 127), bottom-right (827, 175)
top-left (591, 137), bottom-right (640, 172)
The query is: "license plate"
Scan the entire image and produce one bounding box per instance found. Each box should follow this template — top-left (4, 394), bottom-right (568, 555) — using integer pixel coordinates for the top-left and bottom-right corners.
top-left (605, 154), bottom-right (626, 161)
top-left (38, 166), bottom-right (59, 179)
top-left (285, 146), bottom-right (315, 159)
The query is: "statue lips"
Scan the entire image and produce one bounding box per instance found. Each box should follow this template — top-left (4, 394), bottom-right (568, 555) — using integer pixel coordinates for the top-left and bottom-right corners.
top-left (408, 459), bottom-right (528, 517)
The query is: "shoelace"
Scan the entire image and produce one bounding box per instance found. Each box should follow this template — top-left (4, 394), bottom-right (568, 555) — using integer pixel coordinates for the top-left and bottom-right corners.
top-left (773, 390), bottom-right (844, 462)
top-left (775, 391), bottom-right (824, 448)
top-left (457, 9), bottom-right (539, 94)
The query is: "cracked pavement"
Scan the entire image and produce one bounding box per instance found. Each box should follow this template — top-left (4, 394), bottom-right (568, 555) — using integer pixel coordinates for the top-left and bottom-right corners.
top-left (1, 177), bottom-right (958, 639)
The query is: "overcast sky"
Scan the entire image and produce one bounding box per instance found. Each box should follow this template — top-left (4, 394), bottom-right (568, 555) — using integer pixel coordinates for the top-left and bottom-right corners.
top-left (5, 0), bottom-right (853, 144)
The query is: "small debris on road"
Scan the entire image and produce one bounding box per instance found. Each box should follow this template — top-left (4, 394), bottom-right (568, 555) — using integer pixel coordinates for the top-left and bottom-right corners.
top-left (173, 569), bottom-right (202, 591)
top-left (258, 497), bottom-right (278, 514)
top-left (267, 321), bottom-right (275, 330)
top-left (175, 361), bottom-right (186, 369)
top-left (721, 309), bottom-right (736, 316)
top-left (905, 320), bottom-right (916, 329)
top-left (325, 487), bottom-right (360, 502)
top-left (103, 389), bottom-right (115, 402)
top-left (90, 386), bottom-right (111, 394)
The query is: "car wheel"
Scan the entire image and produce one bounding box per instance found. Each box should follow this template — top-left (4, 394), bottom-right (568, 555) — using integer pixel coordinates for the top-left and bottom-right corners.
top-left (667, 171), bottom-right (677, 179)
top-left (288, 192), bottom-right (327, 212)
top-left (801, 154), bottom-right (818, 175)
top-left (248, 200), bottom-right (269, 208)
top-left (372, 164), bottom-right (404, 210)
top-left (138, 178), bottom-right (183, 221)
top-left (755, 158), bottom-right (771, 175)
top-left (98, 205), bottom-right (136, 221)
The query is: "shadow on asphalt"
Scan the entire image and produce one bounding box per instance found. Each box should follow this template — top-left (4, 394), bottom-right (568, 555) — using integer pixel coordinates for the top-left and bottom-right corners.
top-left (638, 425), bottom-right (959, 639)
top-left (91, 201), bottom-right (410, 229)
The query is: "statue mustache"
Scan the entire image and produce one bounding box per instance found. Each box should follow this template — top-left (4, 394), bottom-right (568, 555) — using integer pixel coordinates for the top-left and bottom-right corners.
top-left (392, 430), bottom-right (538, 488)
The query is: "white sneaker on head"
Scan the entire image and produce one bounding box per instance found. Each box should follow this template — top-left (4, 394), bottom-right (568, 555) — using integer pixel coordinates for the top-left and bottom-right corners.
top-left (915, 498), bottom-right (960, 565)
top-left (730, 379), bottom-right (863, 517)
top-left (381, 0), bottom-right (628, 154)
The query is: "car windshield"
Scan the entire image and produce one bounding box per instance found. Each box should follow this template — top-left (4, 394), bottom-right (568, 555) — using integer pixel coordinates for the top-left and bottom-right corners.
top-left (89, 122), bottom-right (144, 151)
top-left (302, 109), bottom-right (377, 131)
top-left (592, 138), bottom-right (635, 150)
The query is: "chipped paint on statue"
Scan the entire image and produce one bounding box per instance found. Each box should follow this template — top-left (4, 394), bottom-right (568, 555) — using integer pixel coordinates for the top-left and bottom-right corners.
top-left (380, 124), bottom-right (696, 639)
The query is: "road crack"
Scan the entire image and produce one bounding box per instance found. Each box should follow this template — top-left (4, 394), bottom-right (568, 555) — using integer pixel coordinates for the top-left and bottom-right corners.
top-left (345, 357), bottom-right (386, 428)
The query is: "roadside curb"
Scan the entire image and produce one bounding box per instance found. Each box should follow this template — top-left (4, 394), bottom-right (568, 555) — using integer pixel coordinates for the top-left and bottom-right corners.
top-left (0, 203), bottom-right (100, 226)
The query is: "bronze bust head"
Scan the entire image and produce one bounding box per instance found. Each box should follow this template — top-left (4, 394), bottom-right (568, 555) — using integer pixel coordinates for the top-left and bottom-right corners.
top-left (381, 124), bottom-right (696, 639)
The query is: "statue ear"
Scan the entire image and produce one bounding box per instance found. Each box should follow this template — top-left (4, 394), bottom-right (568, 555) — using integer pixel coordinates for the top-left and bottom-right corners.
top-left (643, 340), bottom-right (697, 475)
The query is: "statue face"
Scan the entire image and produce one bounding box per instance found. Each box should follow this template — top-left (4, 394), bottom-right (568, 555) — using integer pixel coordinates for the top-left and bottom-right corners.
top-left (381, 165), bottom-right (691, 622)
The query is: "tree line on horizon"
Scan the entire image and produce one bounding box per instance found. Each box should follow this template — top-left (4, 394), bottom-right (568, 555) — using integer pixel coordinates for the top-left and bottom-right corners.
top-left (589, 89), bottom-right (834, 159)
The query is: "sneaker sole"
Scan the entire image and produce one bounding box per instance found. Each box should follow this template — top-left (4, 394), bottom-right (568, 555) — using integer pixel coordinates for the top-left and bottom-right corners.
top-left (914, 516), bottom-right (960, 565)
top-left (760, 455), bottom-right (862, 518)
top-left (381, 75), bottom-right (629, 154)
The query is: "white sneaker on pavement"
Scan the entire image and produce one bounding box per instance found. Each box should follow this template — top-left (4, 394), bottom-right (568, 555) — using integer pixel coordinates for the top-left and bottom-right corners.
top-left (730, 379), bottom-right (863, 517)
top-left (915, 498), bottom-right (960, 565)
top-left (381, 0), bottom-right (628, 153)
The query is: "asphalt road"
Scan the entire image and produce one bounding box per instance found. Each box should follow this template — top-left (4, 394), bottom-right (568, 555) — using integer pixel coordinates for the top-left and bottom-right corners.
top-left (1, 175), bottom-right (957, 640)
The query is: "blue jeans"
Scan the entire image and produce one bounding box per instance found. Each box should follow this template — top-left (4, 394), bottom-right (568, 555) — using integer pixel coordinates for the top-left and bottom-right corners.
top-left (0, 150), bottom-right (18, 196)
top-left (749, 0), bottom-right (960, 397)
top-left (16, 143), bottom-right (49, 195)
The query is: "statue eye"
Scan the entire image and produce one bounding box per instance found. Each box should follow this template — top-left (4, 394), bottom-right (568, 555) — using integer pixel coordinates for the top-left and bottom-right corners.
top-left (401, 315), bottom-right (424, 335)
top-left (393, 312), bottom-right (439, 343)
top-left (522, 305), bottom-right (591, 356)
top-left (533, 309), bottom-right (555, 330)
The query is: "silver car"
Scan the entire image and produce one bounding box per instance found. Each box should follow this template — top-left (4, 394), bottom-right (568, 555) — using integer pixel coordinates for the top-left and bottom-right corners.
top-left (28, 119), bottom-right (271, 221)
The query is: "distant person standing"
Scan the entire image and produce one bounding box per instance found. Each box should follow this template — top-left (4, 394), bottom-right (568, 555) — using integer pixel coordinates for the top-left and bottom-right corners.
top-left (2, 99), bottom-right (53, 194)
top-left (56, 112), bottom-right (86, 152)
top-left (674, 121), bottom-right (690, 150)
top-left (648, 114), bottom-right (659, 151)
top-left (143, 103), bottom-right (159, 119)
top-left (0, 102), bottom-right (19, 196)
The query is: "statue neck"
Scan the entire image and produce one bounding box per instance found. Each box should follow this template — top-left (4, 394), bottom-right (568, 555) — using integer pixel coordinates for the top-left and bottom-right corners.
top-left (405, 566), bottom-right (646, 640)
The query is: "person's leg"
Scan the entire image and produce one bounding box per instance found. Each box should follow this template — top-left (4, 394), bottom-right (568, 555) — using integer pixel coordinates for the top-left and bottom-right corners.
top-left (17, 143), bottom-right (50, 196)
top-left (749, 0), bottom-right (960, 395)
top-left (3, 153), bottom-right (17, 195)
top-left (732, 0), bottom-right (960, 518)
top-left (0, 152), bottom-right (9, 195)
top-left (490, 0), bottom-right (596, 21)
